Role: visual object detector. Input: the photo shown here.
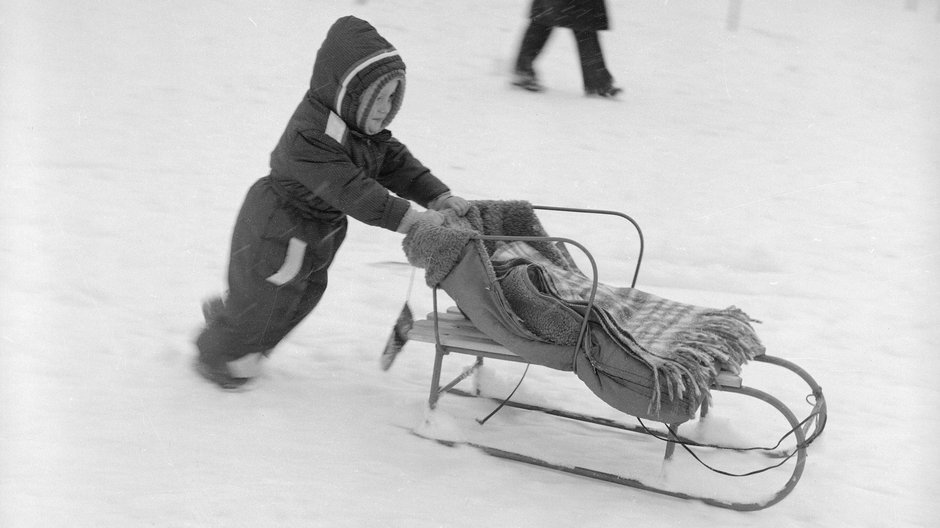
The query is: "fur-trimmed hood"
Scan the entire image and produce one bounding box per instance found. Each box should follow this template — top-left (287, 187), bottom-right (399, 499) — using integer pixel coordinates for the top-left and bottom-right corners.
top-left (307, 16), bottom-right (406, 134)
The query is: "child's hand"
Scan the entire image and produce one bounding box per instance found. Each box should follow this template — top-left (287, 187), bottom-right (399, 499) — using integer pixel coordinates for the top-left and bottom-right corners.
top-left (396, 208), bottom-right (445, 233)
top-left (439, 196), bottom-right (470, 216)
top-left (415, 209), bottom-right (445, 226)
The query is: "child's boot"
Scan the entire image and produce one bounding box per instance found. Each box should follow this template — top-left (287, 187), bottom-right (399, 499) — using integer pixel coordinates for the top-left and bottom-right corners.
top-left (194, 353), bottom-right (253, 390)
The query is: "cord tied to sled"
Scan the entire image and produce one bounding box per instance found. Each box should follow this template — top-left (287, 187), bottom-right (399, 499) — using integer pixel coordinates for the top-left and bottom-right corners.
top-left (637, 387), bottom-right (827, 478)
top-left (476, 365), bottom-right (530, 425)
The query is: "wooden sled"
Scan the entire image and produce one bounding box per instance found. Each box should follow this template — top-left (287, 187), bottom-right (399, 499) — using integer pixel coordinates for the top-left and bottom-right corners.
top-left (404, 206), bottom-right (827, 511)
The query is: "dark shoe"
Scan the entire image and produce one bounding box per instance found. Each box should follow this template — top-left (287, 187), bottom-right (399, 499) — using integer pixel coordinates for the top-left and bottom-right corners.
top-left (511, 71), bottom-right (544, 92)
top-left (586, 84), bottom-right (623, 98)
top-left (194, 354), bottom-right (252, 390)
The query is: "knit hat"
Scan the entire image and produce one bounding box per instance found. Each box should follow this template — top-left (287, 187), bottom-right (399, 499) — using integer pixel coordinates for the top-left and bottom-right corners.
top-left (354, 69), bottom-right (406, 134)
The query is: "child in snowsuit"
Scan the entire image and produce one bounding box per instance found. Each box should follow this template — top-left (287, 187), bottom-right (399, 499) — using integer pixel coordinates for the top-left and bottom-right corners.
top-left (195, 16), bottom-right (469, 389)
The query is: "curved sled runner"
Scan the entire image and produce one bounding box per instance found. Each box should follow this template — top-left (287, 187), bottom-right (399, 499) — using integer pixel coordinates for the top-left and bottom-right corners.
top-left (401, 204), bottom-right (827, 511)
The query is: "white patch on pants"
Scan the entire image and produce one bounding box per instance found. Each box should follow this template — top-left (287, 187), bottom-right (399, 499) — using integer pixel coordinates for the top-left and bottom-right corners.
top-left (266, 237), bottom-right (307, 286)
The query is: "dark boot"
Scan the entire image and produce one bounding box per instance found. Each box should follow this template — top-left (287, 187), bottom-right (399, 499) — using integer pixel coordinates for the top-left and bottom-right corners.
top-left (574, 30), bottom-right (621, 97)
top-left (586, 84), bottom-right (623, 98)
top-left (194, 353), bottom-right (253, 390)
top-left (195, 297), bottom-right (255, 390)
top-left (512, 71), bottom-right (545, 92)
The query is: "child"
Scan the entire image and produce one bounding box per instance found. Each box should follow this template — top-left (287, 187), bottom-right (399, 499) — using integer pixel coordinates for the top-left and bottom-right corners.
top-left (195, 16), bottom-right (469, 389)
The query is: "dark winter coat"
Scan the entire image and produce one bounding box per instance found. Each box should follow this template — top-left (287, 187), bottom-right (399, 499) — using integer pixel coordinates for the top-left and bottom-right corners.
top-left (268, 16), bottom-right (449, 231)
top-left (530, 0), bottom-right (609, 31)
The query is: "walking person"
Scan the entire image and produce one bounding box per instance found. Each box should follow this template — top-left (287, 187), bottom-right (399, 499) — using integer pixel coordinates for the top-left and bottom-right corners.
top-left (195, 16), bottom-right (470, 389)
top-left (512, 0), bottom-right (622, 97)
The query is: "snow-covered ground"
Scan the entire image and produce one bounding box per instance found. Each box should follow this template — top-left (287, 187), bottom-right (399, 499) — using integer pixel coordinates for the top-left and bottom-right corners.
top-left (2, 0), bottom-right (938, 526)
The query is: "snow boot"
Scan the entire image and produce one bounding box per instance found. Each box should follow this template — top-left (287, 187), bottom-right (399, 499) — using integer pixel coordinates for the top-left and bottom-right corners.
top-left (194, 354), bottom-right (253, 390)
top-left (195, 297), bottom-right (266, 390)
top-left (511, 71), bottom-right (545, 92)
top-left (586, 83), bottom-right (623, 98)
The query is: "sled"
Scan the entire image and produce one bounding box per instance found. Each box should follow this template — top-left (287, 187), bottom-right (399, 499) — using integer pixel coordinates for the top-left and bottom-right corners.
top-left (403, 205), bottom-right (827, 511)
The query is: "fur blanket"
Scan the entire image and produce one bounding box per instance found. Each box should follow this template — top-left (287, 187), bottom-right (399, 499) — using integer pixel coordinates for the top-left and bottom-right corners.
top-left (402, 200), bottom-right (570, 286)
top-left (402, 200), bottom-right (765, 411)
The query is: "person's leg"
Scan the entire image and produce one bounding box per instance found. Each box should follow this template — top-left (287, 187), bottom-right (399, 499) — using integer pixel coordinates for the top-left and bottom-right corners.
top-left (515, 21), bottom-right (552, 74)
top-left (230, 219), bottom-right (346, 349)
top-left (195, 180), bottom-right (346, 388)
top-left (282, 217), bottom-right (347, 333)
top-left (513, 20), bottom-right (553, 91)
top-left (573, 29), bottom-right (621, 96)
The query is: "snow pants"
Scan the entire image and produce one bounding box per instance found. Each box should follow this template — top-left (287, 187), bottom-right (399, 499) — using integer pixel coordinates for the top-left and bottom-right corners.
top-left (196, 177), bottom-right (348, 362)
top-left (514, 20), bottom-right (614, 92)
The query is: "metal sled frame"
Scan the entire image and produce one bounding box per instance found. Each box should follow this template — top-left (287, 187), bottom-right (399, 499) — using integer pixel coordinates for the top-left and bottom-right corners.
top-left (409, 205), bottom-right (827, 511)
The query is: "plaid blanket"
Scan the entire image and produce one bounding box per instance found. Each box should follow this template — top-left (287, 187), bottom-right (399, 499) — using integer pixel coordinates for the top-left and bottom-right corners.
top-left (492, 241), bottom-right (764, 409)
top-left (402, 200), bottom-right (764, 412)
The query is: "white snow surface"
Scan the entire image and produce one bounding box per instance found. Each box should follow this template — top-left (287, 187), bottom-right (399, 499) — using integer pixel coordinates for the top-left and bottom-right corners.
top-left (2, 1), bottom-right (939, 526)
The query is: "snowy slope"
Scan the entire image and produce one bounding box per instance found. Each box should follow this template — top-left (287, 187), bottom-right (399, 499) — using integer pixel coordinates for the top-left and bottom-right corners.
top-left (1, 0), bottom-right (938, 526)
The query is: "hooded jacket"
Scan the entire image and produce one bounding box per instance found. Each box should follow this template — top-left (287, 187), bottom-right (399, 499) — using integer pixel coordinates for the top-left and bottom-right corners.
top-left (268, 16), bottom-right (449, 230)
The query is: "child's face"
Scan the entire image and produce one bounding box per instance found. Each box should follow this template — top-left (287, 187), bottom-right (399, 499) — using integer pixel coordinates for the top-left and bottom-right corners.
top-left (362, 79), bottom-right (400, 135)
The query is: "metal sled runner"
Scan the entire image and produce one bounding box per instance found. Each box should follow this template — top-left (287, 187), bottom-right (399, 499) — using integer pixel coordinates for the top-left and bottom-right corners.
top-left (404, 205), bottom-right (827, 511)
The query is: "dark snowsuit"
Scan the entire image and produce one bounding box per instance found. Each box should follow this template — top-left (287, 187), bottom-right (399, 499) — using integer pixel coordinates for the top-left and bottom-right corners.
top-left (197, 17), bottom-right (449, 363)
top-left (515, 0), bottom-right (615, 93)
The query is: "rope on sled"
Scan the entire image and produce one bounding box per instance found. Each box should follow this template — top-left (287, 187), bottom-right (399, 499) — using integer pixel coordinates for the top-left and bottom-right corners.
top-left (476, 364), bottom-right (530, 426)
top-left (636, 397), bottom-right (826, 478)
